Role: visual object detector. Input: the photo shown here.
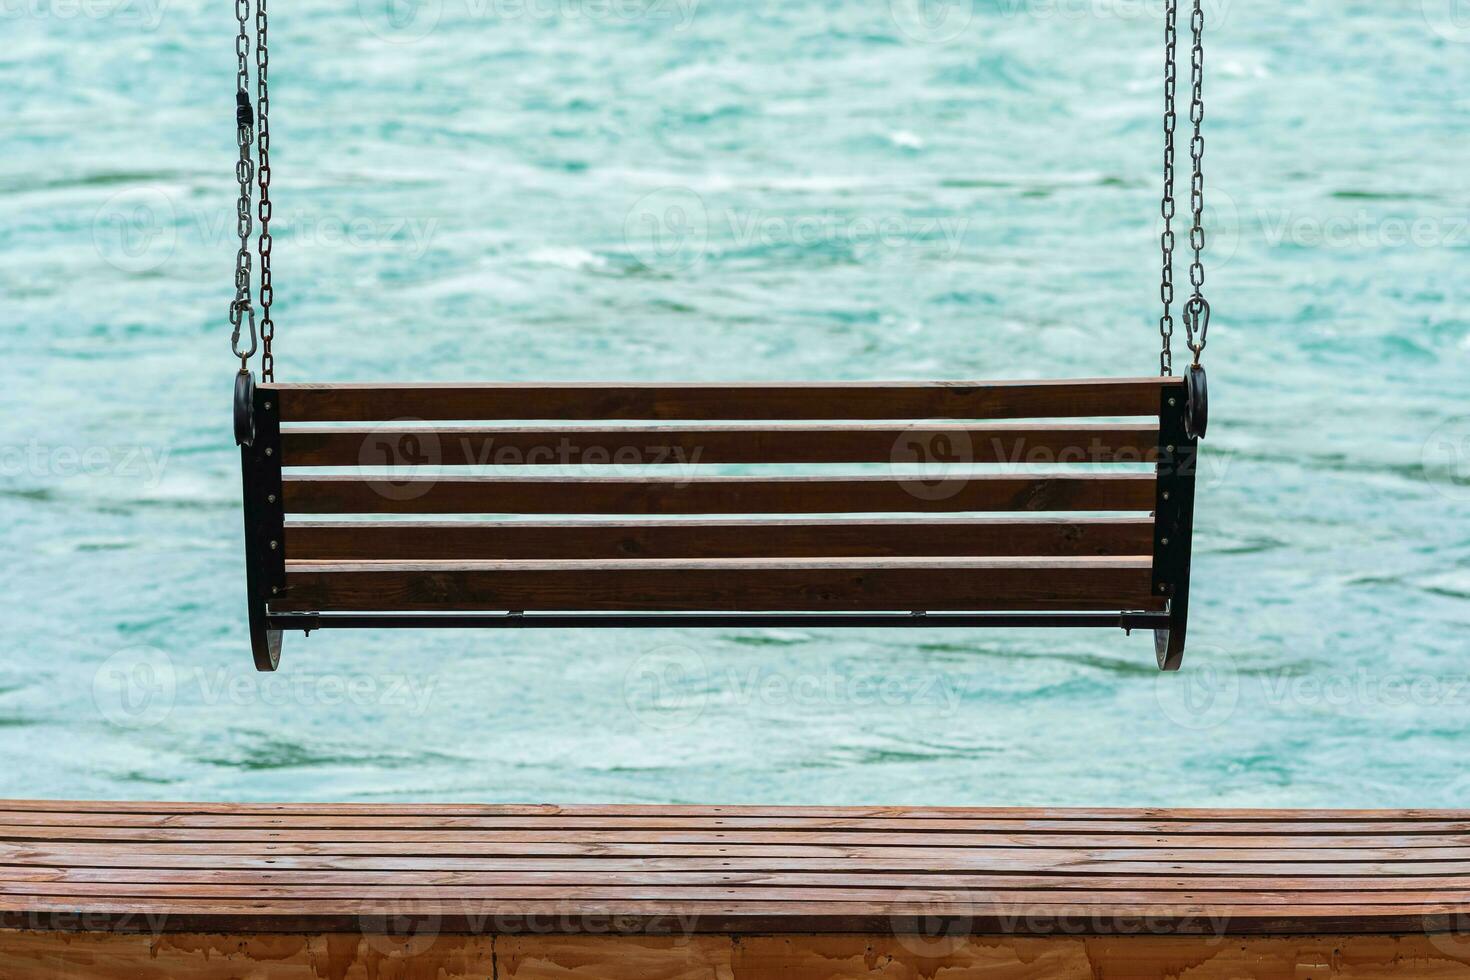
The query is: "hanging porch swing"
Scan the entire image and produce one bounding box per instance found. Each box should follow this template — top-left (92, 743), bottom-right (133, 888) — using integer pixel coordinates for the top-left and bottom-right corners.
top-left (230, 1), bottom-right (1213, 673)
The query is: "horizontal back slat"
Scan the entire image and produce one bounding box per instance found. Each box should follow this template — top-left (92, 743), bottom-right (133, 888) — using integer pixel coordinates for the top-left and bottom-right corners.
top-left (276, 557), bottom-right (1163, 613)
top-left (281, 474), bottom-right (1157, 515)
top-left (285, 517), bottom-right (1155, 561)
top-left (281, 424), bottom-right (1159, 467)
top-left (266, 379), bottom-right (1174, 422)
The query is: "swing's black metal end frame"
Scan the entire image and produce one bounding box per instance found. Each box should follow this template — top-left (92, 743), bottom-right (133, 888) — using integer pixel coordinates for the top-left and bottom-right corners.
top-left (1151, 369), bottom-right (1204, 671)
top-left (237, 372), bottom-right (285, 671)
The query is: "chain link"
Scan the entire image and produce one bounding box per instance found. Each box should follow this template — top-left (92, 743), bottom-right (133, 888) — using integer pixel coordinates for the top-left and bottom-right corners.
top-left (1183, 0), bottom-right (1209, 366)
top-left (1157, 0), bottom-right (1178, 376)
top-left (256, 0), bottom-right (275, 382)
top-left (229, 0), bottom-right (256, 366)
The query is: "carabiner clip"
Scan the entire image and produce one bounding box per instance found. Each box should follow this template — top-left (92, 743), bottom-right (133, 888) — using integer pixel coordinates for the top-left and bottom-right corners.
top-left (231, 300), bottom-right (258, 364)
top-left (1183, 296), bottom-right (1210, 364)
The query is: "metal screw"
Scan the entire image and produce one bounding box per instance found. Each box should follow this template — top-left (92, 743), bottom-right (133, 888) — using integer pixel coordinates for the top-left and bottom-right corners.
top-left (1166, 444), bottom-right (1175, 453)
top-left (1158, 583), bottom-right (1168, 592)
top-left (1161, 536), bottom-right (1170, 546)
top-left (271, 586), bottom-right (279, 595)
top-left (1162, 491), bottom-right (1170, 500)
top-left (264, 447), bottom-right (273, 457)
top-left (1168, 397), bottom-right (1177, 407)
top-left (269, 540), bottom-right (278, 550)
top-left (263, 401), bottom-right (272, 410)
top-left (267, 494), bottom-right (276, 504)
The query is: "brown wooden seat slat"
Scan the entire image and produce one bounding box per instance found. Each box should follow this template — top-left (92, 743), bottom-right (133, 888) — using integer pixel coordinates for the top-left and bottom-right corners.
top-left (3, 803), bottom-right (1468, 938)
top-left (281, 474), bottom-right (1158, 515)
top-left (274, 556), bottom-right (1161, 613)
top-left (285, 517), bottom-right (1156, 560)
top-left (264, 377), bottom-right (1172, 422)
top-left (281, 423), bottom-right (1160, 467)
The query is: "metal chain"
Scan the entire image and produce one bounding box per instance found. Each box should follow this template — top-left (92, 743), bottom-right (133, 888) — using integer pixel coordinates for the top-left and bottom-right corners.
top-left (229, 0), bottom-right (257, 368)
top-left (1183, 0), bottom-right (1209, 366)
top-left (1157, 0), bottom-right (1178, 376)
top-left (255, 0), bottom-right (275, 382)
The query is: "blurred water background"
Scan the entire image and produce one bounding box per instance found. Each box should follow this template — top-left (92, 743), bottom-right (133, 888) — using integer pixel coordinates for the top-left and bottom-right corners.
top-left (2, 0), bottom-right (1469, 805)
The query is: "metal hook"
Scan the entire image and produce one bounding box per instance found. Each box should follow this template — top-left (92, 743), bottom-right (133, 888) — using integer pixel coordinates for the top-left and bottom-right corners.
top-left (231, 300), bottom-right (258, 363)
top-left (1183, 296), bottom-right (1210, 365)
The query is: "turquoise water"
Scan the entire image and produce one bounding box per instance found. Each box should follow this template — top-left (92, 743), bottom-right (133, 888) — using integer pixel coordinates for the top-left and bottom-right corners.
top-left (2, 0), bottom-right (1469, 807)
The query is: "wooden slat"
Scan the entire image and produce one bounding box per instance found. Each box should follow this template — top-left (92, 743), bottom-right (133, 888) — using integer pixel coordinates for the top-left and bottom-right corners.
top-left (10, 811), bottom-right (1470, 835)
top-left (9, 867), bottom-right (1470, 893)
top-left (2, 897), bottom-right (1466, 937)
top-left (11, 869), bottom-right (1470, 893)
top-left (265, 378), bottom-right (1175, 423)
top-left (2, 834), bottom-right (1470, 863)
top-left (6, 801), bottom-right (1470, 826)
top-left (273, 556), bottom-right (1161, 613)
top-left (0, 813), bottom-right (1467, 847)
top-left (6, 847), bottom-right (1470, 877)
top-left (8, 881), bottom-right (1470, 907)
top-left (281, 423), bottom-right (1160, 467)
top-left (284, 517), bottom-right (1156, 561)
top-left (280, 474), bottom-right (1158, 515)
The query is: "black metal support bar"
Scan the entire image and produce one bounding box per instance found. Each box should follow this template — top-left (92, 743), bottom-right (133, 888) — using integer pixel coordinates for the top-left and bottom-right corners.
top-left (1149, 377), bottom-right (1200, 671)
top-left (269, 611), bottom-right (1172, 632)
top-left (240, 376), bottom-right (286, 671)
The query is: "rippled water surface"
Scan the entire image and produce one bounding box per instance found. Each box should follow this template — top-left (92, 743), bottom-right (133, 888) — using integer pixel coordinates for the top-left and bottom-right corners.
top-left (2, 0), bottom-right (1469, 806)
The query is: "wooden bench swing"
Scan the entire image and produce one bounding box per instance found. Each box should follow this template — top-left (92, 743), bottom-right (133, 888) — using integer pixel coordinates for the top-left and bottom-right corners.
top-left (228, 4), bottom-right (1213, 674)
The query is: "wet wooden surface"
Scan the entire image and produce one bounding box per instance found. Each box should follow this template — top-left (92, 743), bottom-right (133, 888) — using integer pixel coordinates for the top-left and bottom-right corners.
top-left (2, 802), bottom-right (1470, 938)
top-left (4, 931), bottom-right (1470, 979)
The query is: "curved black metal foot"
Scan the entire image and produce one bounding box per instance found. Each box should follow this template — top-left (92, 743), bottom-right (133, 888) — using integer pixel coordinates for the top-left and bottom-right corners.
top-left (251, 625), bottom-right (283, 672)
top-left (1154, 620), bottom-right (1185, 672)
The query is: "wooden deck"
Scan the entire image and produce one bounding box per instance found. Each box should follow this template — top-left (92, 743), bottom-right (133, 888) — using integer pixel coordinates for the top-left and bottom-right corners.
top-left (3, 801), bottom-right (1470, 978)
